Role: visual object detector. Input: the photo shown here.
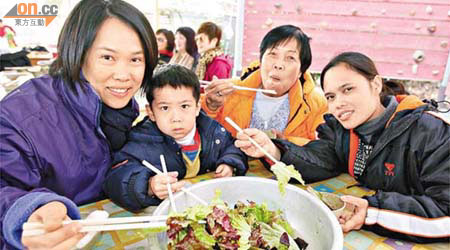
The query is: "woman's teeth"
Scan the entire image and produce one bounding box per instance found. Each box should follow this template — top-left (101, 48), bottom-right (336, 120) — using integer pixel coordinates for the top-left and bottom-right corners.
top-left (339, 111), bottom-right (352, 120)
top-left (109, 88), bottom-right (128, 93)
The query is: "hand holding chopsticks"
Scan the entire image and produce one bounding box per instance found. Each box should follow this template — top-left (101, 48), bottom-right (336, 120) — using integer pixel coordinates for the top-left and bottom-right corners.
top-left (225, 117), bottom-right (280, 163)
top-left (142, 160), bottom-right (208, 206)
top-left (22, 212), bottom-right (167, 237)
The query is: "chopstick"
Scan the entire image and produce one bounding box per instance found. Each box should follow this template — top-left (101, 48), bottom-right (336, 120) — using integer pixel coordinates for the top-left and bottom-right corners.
top-left (142, 160), bottom-right (208, 206)
top-left (22, 215), bottom-right (168, 237)
top-left (233, 85), bottom-right (277, 94)
top-left (199, 80), bottom-right (276, 95)
top-left (225, 117), bottom-right (279, 163)
top-left (160, 154), bottom-right (177, 212)
top-left (22, 221), bottom-right (167, 237)
top-left (23, 215), bottom-right (168, 230)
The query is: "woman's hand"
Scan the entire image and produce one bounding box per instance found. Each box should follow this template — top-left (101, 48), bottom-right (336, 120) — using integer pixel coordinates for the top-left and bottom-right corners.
top-left (338, 195), bottom-right (369, 233)
top-left (21, 201), bottom-right (85, 250)
top-left (215, 164), bottom-right (233, 178)
top-left (204, 76), bottom-right (235, 111)
top-left (148, 172), bottom-right (186, 199)
top-left (235, 128), bottom-right (281, 160)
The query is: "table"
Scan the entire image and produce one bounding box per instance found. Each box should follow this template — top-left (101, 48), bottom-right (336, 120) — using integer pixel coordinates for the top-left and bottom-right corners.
top-left (79, 161), bottom-right (449, 250)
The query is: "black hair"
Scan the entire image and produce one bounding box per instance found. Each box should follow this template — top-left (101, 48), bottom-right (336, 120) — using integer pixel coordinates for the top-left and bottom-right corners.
top-left (145, 64), bottom-right (200, 105)
top-left (176, 27), bottom-right (199, 58)
top-left (320, 52), bottom-right (406, 102)
top-left (384, 80), bottom-right (409, 95)
top-left (49, 0), bottom-right (157, 94)
top-left (156, 28), bottom-right (175, 52)
top-left (259, 25), bottom-right (312, 84)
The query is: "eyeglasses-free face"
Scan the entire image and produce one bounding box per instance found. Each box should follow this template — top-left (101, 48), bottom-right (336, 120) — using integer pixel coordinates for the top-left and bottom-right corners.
top-left (156, 33), bottom-right (168, 51)
top-left (82, 17), bottom-right (145, 109)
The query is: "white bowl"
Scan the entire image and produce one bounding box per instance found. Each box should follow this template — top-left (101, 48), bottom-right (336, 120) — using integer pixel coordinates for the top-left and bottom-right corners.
top-left (152, 177), bottom-right (343, 250)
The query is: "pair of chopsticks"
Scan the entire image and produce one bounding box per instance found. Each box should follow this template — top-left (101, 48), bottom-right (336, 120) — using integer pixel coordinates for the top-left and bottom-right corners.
top-left (142, 159), bottom-right (208, 206)
top-left (199, 80), bottom-right (277, 95)
top-left (22, 215), bottom-right (167, 237)
top-left (159, 155), bottom-right (177, 212)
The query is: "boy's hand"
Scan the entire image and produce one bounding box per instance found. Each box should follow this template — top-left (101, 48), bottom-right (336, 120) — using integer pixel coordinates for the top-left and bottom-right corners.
top-left (215, 164), bottom-right (233, 178)
top-left (22, 201), bottom-right (85, 250)
top-left (148, 172), bottom-right (186, 199)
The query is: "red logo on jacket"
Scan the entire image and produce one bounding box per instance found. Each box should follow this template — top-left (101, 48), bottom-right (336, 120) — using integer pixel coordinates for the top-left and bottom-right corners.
top-left (384, 163), bottom-right (395, 176)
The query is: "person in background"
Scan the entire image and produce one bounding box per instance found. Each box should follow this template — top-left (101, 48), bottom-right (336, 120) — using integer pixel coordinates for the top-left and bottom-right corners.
top-left (0, 19), bottom-right (17, 48)
top-left (0, 0), bottom-right (158, 248)
top-left (195, 21), bottom-right (232, 81)
top-left (235, 52), bottom-right (449, 243)
top-left (156, 28), bottom-right (175, 64)
top-left (202, 25), bottom-right (327, 146)
top-left (169, 27), bottom-right (199, 71)
top-left (103, 64), bottom-right (248, 211)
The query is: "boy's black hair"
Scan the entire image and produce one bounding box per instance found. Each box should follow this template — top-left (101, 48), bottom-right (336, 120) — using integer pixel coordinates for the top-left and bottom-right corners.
top-left (145, 64), bottom-right (200, 105)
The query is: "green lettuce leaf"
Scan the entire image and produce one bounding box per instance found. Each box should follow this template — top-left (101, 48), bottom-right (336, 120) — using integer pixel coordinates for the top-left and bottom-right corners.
top-left (245, 203), bottom-right (273, 224)
top-left (230, 213), bottom-right (251, 250)
top-left (259, 222), bottom-right (300, 250)
top-left (271, 162), bottom-right (305, 195)
top-left (191, 223), bottom-right (216, 247)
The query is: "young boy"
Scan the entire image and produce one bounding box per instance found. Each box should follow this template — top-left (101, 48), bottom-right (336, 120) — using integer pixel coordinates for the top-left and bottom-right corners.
top-left (103, 64), bottom-right (248, 211)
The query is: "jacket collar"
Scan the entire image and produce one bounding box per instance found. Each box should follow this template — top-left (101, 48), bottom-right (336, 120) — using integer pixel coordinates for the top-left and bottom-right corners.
top-left (386, 95), bottom-right (425, 127)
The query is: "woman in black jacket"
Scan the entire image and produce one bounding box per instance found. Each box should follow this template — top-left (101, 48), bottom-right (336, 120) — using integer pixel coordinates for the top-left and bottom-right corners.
top-left (235, 52), bottom-right (449, 243)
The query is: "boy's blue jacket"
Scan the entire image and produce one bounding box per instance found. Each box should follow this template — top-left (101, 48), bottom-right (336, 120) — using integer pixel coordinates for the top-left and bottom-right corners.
top-left (103, 111), bottom-right (248, 211)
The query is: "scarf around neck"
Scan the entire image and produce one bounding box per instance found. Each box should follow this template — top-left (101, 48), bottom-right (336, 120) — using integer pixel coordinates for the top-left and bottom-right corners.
top-left (196, 47), bottom-right (224, 80)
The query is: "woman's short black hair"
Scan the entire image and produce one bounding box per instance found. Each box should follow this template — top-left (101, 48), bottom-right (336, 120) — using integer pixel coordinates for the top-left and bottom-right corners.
top-left (145, 64), bottom-right (200, 105)
top-left (176, 27), bottom-right (199, 59)
top-left (156, 28), bottom-right (175, 52)
top-left (259, 25), bottom-right (312, 84)
top-left (49, 0), bottom-right (157, 93)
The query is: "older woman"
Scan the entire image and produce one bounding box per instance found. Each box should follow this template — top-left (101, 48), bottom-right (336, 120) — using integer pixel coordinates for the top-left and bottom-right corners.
top-left (235, 52), bottom-right (449, 243)
top-left (195, 21), bottom-right (232, 81)
top-left (202, 25), bottom-right (327, 146)
top-left (0, 0), bottom-right (157, 248)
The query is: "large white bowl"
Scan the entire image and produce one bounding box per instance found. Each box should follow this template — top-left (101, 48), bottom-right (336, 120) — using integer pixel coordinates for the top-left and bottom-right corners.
top-left (152, 177), bottom-right (343, 250)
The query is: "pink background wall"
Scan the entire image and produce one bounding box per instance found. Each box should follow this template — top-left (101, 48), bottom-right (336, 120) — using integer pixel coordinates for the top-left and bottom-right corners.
top-left (242, 0), bottom-right (450, 81)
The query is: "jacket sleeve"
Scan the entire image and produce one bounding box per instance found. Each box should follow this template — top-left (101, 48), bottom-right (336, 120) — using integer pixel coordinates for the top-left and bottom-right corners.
top-left (0, 116), bottom-right (80, 249)
top-left (275, 121), bottom-right (343, 183)
top-left (103, 150), bottom-right (162, 212)
top-left (215, 131), bottom-right (249, 176)
top-left (363, 115), bottom-right (450, 243)
top-left (206, 59), bottom-right (231, 80)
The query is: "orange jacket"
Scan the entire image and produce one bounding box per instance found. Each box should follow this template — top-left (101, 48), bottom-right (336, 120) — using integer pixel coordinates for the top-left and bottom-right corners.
top-left (201, 68), bottom-right (328, 145)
